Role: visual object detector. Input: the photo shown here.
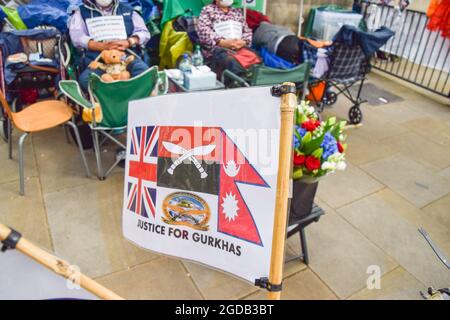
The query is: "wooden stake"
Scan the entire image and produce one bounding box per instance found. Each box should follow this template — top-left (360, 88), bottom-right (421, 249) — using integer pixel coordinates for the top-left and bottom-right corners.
top-left (268, 83), bottom-right (297, 300)
top-left (0, 223), bottom-right (123, 300)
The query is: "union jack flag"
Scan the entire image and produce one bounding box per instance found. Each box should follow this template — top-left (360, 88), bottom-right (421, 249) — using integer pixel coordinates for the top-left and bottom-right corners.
top-left (126, 126), bottom-right (159, 218)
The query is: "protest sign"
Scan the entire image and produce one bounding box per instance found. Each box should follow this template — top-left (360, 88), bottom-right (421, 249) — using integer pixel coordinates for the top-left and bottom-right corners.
top-left (86, 16), bottom-right (127, 42)
top-left (123, 87), bottom-right (282, 283)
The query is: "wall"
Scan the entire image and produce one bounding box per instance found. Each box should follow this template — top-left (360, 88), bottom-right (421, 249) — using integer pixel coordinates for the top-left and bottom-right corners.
top-left (408, 0), bottom-right (430, 13)
top-left (266, 0), bottom-right (354, 33)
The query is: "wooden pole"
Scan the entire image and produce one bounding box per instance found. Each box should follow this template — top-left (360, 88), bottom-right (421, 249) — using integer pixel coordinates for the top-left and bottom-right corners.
top-left (267, 82), bottom-right (297, 300)
top-left (0, 223), bottom-right (124, 300)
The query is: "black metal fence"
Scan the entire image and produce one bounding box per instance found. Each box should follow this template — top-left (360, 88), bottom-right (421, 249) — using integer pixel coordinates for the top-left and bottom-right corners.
top-left (363, 2), bottom-right (450, 98)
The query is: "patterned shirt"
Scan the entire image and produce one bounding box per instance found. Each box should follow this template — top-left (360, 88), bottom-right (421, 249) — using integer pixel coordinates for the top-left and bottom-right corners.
top-left (197, 4), bottom-right (252, 57)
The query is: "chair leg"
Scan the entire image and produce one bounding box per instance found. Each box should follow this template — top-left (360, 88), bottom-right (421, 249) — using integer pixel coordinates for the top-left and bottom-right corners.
top-left (92, 129), bottom-right (104, 180)
top-left (299, 228), bottom-right (309, 265)
top-left (7, 118), bottom-right (12, 159)
top-left (63, 124), bottom-right (71, 144)
top-left (65, 121), bottom-right (91, 178)
top-left (18, 133), bottom-right (29, 196)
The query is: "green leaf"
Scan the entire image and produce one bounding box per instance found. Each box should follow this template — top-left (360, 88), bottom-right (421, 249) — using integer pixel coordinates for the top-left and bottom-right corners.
top-left (302, 131), bottom-right (312, 145)
top-left (303, 134), bottom-right (326, 155)
top-left (326, 116), bottom-right (336, 127)
top-left (293, 168), bottom-right (303, 180)
top-left (300, 113), bottom-right (308, 123)
top-left (312, 148), bottom-right (323, 159)
top-left (330, 124), bottom-right (342, 140)
top-left (295, 107), bottom-right (301, 125)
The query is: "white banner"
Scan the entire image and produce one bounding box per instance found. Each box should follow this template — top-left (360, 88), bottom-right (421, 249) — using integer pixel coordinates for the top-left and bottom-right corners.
top-left (122, 87), bottom-right (280, 283)
top-left (86, 16), bottom-right (127, 42)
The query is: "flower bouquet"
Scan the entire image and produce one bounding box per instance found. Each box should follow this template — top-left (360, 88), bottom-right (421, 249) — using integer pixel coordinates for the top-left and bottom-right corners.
top-left (293, 101), bottom-right (347, 183)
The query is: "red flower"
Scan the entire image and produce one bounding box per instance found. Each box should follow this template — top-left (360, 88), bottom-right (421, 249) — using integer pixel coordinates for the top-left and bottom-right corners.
top-left (305, 156), bottom-right (321, 171)
top-left (301, 119), bottom-right (321, 132)
top-left (294, 154), bottom-right (306, 166)
top-left (337, 141), bottom-right (344, 153)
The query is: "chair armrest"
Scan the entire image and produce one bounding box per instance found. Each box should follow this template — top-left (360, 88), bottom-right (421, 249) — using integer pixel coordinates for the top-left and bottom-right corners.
top-left (59, 80), bottom-right (93, 109)
top-left (221, 70), bottom-right (250, 88)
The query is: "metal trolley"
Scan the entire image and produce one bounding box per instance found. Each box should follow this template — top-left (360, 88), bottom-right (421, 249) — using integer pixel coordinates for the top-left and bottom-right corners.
top-left (308, 42), bottom-right (371, 125)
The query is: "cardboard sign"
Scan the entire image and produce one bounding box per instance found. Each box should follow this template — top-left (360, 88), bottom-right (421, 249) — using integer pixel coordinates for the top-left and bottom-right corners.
top-left (86, 16), bottom-right (127, 42)
top-left (123, 87), bottom-right (280, 282)
top-left (214, 20), bottom-right (243, 40)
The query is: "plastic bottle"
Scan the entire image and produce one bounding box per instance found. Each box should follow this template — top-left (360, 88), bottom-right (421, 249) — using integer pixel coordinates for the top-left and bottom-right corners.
top-left (178, 53), bottom-right (192, 87)
top-left (192, 45), bottom-right (204, 67)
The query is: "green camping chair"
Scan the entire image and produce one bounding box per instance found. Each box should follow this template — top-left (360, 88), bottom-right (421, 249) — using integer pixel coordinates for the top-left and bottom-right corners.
top-left (59, 67), bottom-right (168, 180)
top-left (222, 62), bottom-right (312, 99)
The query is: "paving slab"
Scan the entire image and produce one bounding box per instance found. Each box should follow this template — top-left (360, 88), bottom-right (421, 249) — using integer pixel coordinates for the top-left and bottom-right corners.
top-left (32, 127), bottom-right (122, 194)
top-left (349, 267), bottom-right (424, 300)
top-left (244, 269), bottom-right (337, 300)
top-left (361, 155), bottom-right (450, 208)
top-left (0, 177), bottom-right (52, 250)
top-left (316, 162), bottom-right (384, 209)
top-left (402, 116), bottom-right (450, 147)
top-left (383, 132), bottom-right (450, 170)
top-left (337, 189), bottom-right (450, 288)
top-left (182, 262), bottom-right (257, 300)
top-left (44, 174), bottom-right (157, 278)
top-left (344, 132), bottom-right (398, 166)
top-left (438, 166), bottom-right (450, 180)
top-left (288, 204), bottom-right (397, 299)
top-left (368, 100), bottom-right (426, 124)
top-left (422, 194), bottom-right (450, 234)
top-left (97, 258), bottom-right (202, 299)
top-left (0, 131), bottom-right (38, 185)
top-left (182, 247), bottom-right (306, 300)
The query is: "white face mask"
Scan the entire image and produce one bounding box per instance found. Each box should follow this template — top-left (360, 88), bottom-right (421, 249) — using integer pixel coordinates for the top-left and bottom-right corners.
top-left (96, 0), bottom-right (113, 8)
top-left (219, 0), bottom-right (234, 7)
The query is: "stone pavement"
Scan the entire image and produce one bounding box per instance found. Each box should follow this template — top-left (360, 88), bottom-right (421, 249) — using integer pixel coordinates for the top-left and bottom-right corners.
top-left (0, 73), bottom-right (449, 300)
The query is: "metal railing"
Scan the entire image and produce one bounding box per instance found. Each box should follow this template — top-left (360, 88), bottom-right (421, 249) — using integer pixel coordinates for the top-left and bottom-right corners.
top-left (363, 2), bottom-right (450, 98)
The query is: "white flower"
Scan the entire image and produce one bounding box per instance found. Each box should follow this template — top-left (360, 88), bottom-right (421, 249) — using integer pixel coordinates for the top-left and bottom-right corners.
top-left (336, 161), bottom-right (347, 170)
top-left (321, 162), bottom-right (336, 171)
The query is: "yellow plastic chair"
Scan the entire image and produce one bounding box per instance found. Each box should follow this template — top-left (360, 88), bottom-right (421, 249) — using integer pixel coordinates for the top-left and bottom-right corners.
top-left (0, 92), bottom-right (91, 195)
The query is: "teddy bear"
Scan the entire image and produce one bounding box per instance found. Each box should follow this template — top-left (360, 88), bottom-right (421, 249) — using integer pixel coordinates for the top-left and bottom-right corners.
top-left (89, 49), bottom-right (135, 82)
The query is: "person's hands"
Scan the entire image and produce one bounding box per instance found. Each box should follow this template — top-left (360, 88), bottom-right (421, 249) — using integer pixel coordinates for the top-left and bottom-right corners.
top-left (218, 39), bottom-right (235, 49)
top-left (88, 40), bottom-right (119, 52)
top-left (109, 40), bottom-right (130, 51)
top-left (230, 39), bottom-right (246, 50)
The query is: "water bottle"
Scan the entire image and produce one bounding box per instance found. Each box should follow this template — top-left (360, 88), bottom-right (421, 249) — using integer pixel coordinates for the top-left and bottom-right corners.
top-left (178, 53), bottom-right (192, 87)
top-left (192, 45), bottom-right (204, 67)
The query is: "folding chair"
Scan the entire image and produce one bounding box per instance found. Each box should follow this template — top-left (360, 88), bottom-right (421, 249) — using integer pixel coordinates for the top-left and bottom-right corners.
top-left (0, 92), bottom-right (90, 195)
top-left (222, 62), bottom-right (312, 99)
top-left (59, 67), bottom-right (167, 180)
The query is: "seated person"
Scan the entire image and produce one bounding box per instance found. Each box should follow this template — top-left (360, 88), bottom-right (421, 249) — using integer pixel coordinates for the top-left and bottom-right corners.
top-left (253, 22), bottom-right (301, 64)
top-left (197, 0), bottom-right (254, 77)
top-left (69, 0), bottom-right (151, 90)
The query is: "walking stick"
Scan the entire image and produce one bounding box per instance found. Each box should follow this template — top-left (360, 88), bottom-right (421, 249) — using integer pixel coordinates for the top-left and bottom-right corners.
top-left (0, 223), bottom-right (123, 300)
top-left (268, 82), bottom-right (297, 300)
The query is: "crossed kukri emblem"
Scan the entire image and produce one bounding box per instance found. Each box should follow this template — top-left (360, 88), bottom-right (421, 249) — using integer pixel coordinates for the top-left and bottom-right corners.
top-left (162, 142), bottom-right (216, 179)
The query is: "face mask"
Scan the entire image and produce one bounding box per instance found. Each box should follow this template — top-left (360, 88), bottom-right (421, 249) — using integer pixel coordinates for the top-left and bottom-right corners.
top-left (220, 0), bottom-right (233, 7)
top-left (96, 0), bottom-right (113, 8)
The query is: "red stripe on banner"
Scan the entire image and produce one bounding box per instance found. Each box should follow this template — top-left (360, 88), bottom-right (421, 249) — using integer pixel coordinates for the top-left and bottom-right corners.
top-left (128, 161), bottom-right (157, 182)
